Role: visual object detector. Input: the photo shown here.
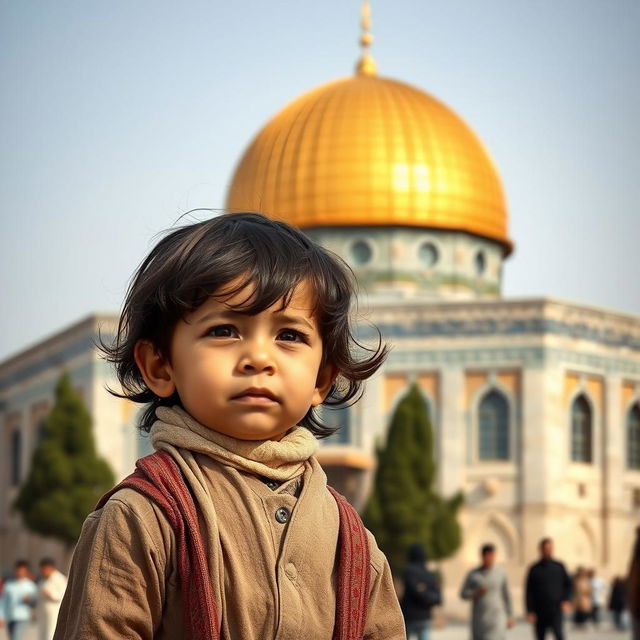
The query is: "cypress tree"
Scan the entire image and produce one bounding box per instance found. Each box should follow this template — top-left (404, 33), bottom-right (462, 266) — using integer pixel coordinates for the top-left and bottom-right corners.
top-left (14, 372), bottom-right (115, 548)
top-left (363, 383), bottom-right (463, 573)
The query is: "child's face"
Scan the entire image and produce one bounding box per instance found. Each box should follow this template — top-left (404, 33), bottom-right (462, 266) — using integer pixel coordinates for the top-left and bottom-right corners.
top-left (135, 279), bottom-right (335, 441)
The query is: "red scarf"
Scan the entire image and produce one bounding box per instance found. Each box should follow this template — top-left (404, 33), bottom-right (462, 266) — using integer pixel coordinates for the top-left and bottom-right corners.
top-left (97, 451), bottom-right (371, 640)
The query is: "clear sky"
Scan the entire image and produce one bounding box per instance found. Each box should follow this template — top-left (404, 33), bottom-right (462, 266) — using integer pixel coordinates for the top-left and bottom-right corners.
top-left (1, 0), bottom-right (639, 361)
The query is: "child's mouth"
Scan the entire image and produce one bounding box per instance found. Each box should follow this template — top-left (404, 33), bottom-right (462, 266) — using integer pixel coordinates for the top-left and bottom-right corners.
top-left (231, 388), bottom-right (279, 405)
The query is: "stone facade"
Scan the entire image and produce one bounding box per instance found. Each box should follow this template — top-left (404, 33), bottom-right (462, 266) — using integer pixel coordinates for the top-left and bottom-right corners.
top-left (0, 314), bottom-right (141, 571)
top-left (2, 300), bottom-right (639, 620)
top-left (318, 296), bottom-right (640, 617)
top-left (306, 226), bottom-right (504, 301)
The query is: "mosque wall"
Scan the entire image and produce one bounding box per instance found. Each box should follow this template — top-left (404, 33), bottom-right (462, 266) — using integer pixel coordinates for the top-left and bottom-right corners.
top-left (1, 299), bottom-right (639, 623)
top-left (0, 313), bottom-right (138, 572)
top-left (356, 297), bottom-right (640, 619)
top-left (307, 227), bottom-right (504, 300)
top-left (91, 357), bottom-right (139, 482)
top-left (220, 44), bottom-right (640, 618)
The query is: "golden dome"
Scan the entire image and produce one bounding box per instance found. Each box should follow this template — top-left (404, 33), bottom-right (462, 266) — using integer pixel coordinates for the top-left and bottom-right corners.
top-left (226, 73), bottom-right (511, 254)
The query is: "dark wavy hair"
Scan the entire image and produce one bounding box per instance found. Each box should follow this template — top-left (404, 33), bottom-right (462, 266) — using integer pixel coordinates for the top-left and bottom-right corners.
top-left (101, 212), bottom-right (387, 437)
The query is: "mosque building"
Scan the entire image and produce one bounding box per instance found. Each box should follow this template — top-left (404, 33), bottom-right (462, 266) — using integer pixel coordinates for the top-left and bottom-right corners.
top-left (225, 2), bottom-right (640, 610)
top-left (2, 2), bottom-right (640, 617)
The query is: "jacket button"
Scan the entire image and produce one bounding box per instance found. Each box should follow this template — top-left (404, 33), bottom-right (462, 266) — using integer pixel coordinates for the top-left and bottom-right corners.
top-left (275, 507), bottom-right (290, 524)
top-left (265, 480), bottom-right (280, 491)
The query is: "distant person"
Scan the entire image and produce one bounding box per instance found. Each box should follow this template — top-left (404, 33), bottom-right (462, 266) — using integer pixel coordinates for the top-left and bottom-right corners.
top-left (628, 526), bottom-right (640, 640)
top-left (460, 543), bottom-right (514, 639)
top-left (588, 568), bottom-right (606, 627)
top-left (571, 567), bottom-right (591, 628)
top-left (0, 559), bottom-right (37, 640)
top-left (608, 576), bottom-right (628, 631)
top-left (37, 558), bottom-right (67, 640)
top-left (400, 543), bottom-right (441, 640)
top-left (525, 538), bottom-right (572, 640)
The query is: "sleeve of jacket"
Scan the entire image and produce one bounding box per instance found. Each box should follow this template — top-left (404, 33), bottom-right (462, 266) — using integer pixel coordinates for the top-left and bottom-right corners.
top-left (364, 531), bottom-right (406, 640)
top-left (459, 570), bottom-right (476, 600)
top-left (502, 572), bottom-right (513, 618)
top-left (53, 488), bottom-right (175, 640)
top-left (404, 568), bottom-right (440, 608)
top-left (27, 580), bottom-right (38, 606)
top-left (525, 566), bottom-right (535, 613)
top-left (44, 572), bottom-right (67, 603)
top-left (561, 562), bottom-right (572, 602)
top-left (427, 573), bottom-right (442, 607)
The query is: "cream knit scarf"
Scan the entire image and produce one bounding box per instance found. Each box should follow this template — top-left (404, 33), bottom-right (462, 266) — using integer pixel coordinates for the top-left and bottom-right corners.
top-left (148, 405), bottom-right (319, 625)
top-left (150, 405), bottom-right (319, 481)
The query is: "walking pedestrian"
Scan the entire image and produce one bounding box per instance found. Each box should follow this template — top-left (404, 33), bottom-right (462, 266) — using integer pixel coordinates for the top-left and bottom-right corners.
top-left (525, 538), bottom-right (572, 640)
top-left (628, 526), bottom-right (640, 640)
top-left (460, 543), bottom-right (514, 639)
top-left (37, 558), bottom-right (67, 640)
top-left (400, 543), bottom-right (441, 640)
top-left (0, 560), bottom-right (37, 640)
top-left (588, 568), bottom-right (606, 627)
top-left (572, 567), bottom-right (591, 628)
top-left (608, 576), bottom-right (628, 631)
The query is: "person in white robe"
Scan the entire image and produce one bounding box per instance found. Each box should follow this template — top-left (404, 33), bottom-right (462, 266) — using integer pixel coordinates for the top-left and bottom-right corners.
top-left (37, 559), bottom-right (67, 640)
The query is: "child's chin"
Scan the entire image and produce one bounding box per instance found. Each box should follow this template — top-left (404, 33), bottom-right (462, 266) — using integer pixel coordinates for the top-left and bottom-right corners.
top-left (238, 428), bottom-right (289, 442)
top-left (212, 421), bottom-right (289, 441)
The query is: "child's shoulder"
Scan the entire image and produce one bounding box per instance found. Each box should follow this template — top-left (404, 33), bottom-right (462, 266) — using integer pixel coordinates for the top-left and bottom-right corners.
top-left (90, 487), bottom-right (176, 552)
top-left (97, 486), bottom-right (161, 520)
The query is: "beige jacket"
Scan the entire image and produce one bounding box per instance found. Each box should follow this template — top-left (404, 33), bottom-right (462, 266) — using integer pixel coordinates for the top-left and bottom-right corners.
top-left (55, 453), bottom-right (404, 639)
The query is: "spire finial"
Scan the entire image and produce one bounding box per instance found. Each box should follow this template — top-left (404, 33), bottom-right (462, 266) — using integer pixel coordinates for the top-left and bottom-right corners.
top-left (356, 0), bottom-right (377, 76)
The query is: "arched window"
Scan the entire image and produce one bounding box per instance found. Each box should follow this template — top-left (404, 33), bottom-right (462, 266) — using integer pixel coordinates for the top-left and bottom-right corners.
top-left (628, 403), bottom-right (640, 470)
top-left (478, 390), bottom-right (509, 460)
top-left (10, 429), bottom-right (22, 486)
top-left (571, 395), bottom-right (592, 463)
top-left (321, 406), bottom-right (351, 445)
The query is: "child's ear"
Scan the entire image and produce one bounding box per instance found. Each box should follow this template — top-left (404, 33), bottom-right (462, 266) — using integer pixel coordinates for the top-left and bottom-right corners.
top-left (134, 340), bottom-right (176, 398)
top-left (311, 363), bottom-right (339, 407)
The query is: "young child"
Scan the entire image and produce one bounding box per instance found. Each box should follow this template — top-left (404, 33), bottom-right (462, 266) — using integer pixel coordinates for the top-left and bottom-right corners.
top-left (54, 212), bottom-right (405, 639)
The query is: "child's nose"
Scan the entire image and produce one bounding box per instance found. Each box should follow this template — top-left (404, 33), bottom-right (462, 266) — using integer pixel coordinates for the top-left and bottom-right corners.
top-left (241, 359), bottom-right (275, 374)
top-left (238, 345), bottom-right (276, 374)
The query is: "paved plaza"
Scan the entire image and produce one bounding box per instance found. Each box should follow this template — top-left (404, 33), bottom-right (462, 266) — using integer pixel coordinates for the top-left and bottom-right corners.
top-left (2, 619), bottom-right (632, 640)
top-left (432, 620), bottom-right (631, 639)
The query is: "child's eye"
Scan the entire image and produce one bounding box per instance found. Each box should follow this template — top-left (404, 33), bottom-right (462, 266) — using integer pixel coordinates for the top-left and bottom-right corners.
top-left (206, 325), bottom-right (238, 338)
top-left (277, 328), bottom-right (308, 343)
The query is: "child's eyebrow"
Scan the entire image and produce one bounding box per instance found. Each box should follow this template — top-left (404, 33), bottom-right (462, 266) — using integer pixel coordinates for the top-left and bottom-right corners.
top-left (196, 309), bottom-right (245, 324)
top-left (196, 309), bottom-right (315, 332)
top-left (272, 311), bottom-right (315, 332)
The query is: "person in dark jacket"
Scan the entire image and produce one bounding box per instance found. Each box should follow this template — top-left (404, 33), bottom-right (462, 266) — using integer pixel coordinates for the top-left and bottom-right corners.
top-left (400, 543), bottom-right (441, 640)
top-left (608, 576), bottom-right (628, 630)
top-left (525, 538), bottom-right (572, 640)
top-left (628, 526), bottom-right (640, 640)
